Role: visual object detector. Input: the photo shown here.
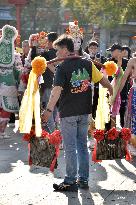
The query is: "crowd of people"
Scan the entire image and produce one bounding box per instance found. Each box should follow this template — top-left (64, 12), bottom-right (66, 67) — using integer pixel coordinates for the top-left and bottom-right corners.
top-left (0, 21), bottom-right (136, 192)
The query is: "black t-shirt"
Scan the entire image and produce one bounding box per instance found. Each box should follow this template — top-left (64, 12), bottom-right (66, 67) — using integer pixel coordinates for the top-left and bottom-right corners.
top-left (54, 57), bottom-right (92, 118)
top-left (30, 47), bottom-right (56, 88)
top-left (42, 48), bottom-right (56, 88)
top-left (21, 54), bottom-right (27, 67)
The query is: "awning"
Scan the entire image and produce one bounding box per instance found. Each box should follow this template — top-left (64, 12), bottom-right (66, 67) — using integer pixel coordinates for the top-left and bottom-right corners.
top-left (0, 7), bottom-right (16, 21)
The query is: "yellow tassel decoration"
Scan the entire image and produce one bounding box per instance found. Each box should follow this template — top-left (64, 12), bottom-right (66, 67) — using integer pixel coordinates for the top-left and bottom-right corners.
top-left (19, 56), bottom-right (47, 137)
top-left (95, 85), bottom-right (110, 129)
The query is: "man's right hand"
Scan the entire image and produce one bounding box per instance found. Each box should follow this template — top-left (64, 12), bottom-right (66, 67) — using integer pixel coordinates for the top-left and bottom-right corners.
top-left (99, 76), bottom-right (113, 96)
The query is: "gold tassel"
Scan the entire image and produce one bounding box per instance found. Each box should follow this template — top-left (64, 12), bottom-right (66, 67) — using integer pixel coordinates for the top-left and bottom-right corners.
top-left (19, 56), bottom-right (47, 137)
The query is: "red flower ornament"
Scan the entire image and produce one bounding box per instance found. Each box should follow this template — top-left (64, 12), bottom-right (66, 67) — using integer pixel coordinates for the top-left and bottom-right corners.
top-left (42, 130), bottom-right (49, 139)
top-left (93, 129), bottom-right (104, 142)
top-left (107, 127), bottom-right (118, 140)
top-left (23, 128), bottom-right (35, 141)
top-left (49, 130), bottom-right (62, 145)
top-left (121, 128), bottom-right (131, 141)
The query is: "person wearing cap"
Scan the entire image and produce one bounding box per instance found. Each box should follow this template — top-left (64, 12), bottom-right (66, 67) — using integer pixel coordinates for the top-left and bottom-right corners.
top-left (85, 41), bottom-right (99, 59)
top-left (108, 43), bottom-right (130, 128)
top-left (85, 41), bottom-right (106, 63)
top-left (107, 43), bottom-right (123, 58)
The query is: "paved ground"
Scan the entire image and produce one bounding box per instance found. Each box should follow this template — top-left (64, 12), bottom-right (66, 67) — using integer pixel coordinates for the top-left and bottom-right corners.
top-left (0, 124), bottom-right (136, 205)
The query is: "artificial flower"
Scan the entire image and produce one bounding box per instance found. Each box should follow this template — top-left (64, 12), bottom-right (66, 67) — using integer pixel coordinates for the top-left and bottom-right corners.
top-left (23, 128), bottom-right (35, 141)
top-left (42, 130), bottom-right (49, 138)
top-left (104, 61), bottom-right (118, 76)
top-left (107, 127), bottom-right (118, 140)
top-left (121, 128), bottom-right (131, 141)
top-left (93, 129), bottom-right (104, 141)
top-left (49, 130), bottom-right (62, 145)
top-left (31, 56), bottom-right (47, 76)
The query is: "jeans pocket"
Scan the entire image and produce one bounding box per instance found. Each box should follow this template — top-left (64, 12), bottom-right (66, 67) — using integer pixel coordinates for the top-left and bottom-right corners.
top-left (79, 115), bottom-right (90, 126)
top-left (61, 116), bottom-right (76, 127)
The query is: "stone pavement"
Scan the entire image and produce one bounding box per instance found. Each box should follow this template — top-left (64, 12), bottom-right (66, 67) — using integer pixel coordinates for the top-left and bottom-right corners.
top-left (0, 125), bottom-right (136, 205)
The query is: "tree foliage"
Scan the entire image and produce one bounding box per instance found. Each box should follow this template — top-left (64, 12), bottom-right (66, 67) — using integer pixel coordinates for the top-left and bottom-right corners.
top-left (62, 0), bottom-right (136, 28)
top-left (20, 0), bottom-right (61, 39)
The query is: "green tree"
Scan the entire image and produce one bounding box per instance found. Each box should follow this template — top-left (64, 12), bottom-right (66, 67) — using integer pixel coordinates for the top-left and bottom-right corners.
top-left (20, 0), bottom-right (61, 40)
top-left (62, 0), bottom-right (136, 28)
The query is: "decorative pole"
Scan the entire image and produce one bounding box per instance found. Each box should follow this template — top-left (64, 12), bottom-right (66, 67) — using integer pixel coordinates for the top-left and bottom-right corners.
top-left (16, 4), bottom-right (21, 34)
top-left (8, 0), bottom-right (28, 34)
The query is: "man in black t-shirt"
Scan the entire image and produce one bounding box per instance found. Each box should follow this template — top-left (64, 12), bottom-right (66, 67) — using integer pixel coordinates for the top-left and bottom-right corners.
top-left (41, 33), bottom-right (58, 92)
top-left (25, 32), bottom-right (58, 132)
top-left (42, 35), bottom-right (113, 192)
top-left (41, 32), bottom-right (58, 132)
top-left (21, 40), bottom-right (30, 66)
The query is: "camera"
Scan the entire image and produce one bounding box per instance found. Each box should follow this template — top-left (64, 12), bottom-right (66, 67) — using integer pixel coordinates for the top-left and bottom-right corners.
top-left (95, 53), bottom-right (101, 59)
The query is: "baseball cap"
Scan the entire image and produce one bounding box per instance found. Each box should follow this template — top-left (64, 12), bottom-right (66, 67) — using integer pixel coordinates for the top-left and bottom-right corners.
top-left (107, 43), bottom-right (122, 52)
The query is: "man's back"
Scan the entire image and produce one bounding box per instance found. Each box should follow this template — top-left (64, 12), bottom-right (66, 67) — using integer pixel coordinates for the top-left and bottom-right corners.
top-left (54, 57), bottom-right (92, 118)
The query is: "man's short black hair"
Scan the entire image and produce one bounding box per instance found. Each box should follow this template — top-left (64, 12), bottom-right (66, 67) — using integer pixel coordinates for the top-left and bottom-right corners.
top-left (122, 45), bottom-right (131, 52)
top-left (53, 34), bottom-right (74, 52)
top-left (107, 43), bottom-right (122, 52)
top-left (47, 32), bottom-right (58, 42)
top-left (122, 45), bottom-right (131, 59)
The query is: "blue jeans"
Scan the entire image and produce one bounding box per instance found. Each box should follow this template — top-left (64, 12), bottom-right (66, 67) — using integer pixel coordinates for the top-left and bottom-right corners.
top-left (60, 114), bottom-right (90, 184)
top-left (42, 88), bottom-right (56, 132)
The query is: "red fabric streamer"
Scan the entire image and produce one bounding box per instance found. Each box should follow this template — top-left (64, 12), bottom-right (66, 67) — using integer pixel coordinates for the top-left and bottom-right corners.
top-left (125, 141), bottom-right (132, 161)
top-left (92, 142), bottom-right (102, 163)
top-left (48, 130), bottom-right (62, 172)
